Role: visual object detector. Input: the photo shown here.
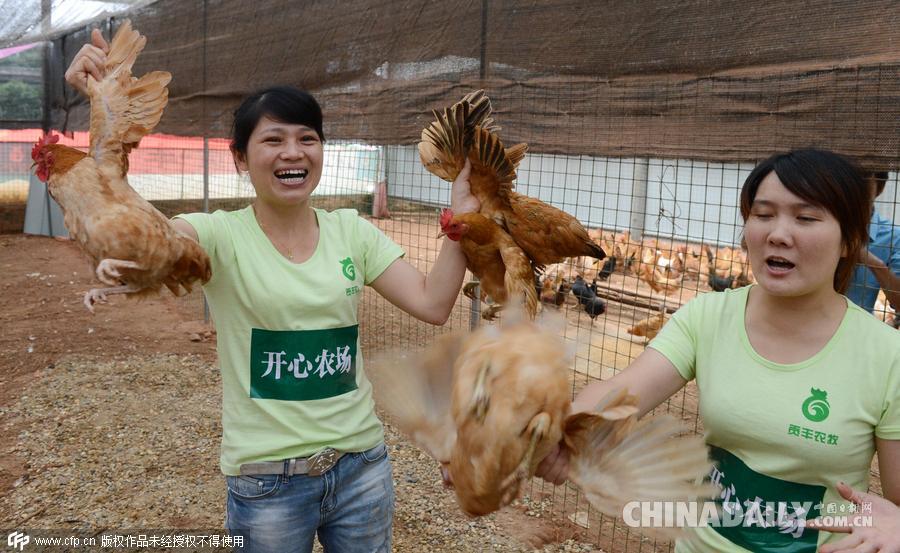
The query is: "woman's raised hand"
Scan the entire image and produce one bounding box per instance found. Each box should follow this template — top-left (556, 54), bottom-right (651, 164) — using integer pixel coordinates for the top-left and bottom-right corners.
top-left (64, 28), bottom-right (110, 96)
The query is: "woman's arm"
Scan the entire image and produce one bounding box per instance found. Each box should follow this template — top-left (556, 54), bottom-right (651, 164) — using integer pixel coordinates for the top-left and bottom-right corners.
top-left (877, 438), bottom-right (900, 505)
top-left (370, 161), bottom-right (478, 325)
top-left (860, 249), bottom-right (900, 311)
top-left (171, 218), bottom-right (199, 242)
top-left (536, 348), bottom-right (688, 484)
top-left (571, 348), bottom-right (689, 418)
top-left (807, 440), bottom-right (900, 553)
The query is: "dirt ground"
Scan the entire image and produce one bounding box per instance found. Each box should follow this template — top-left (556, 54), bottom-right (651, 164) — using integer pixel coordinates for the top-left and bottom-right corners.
top-left (0, 221), bottom-right (697, 552)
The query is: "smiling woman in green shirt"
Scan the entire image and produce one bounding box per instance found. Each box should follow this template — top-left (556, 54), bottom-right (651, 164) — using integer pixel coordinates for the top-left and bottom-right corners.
top-left (66, 29), bottom-right (479, 553)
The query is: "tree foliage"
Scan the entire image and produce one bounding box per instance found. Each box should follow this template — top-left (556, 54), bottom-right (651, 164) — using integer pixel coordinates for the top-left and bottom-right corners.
top-left (0, 80), bottom-right (41, 121)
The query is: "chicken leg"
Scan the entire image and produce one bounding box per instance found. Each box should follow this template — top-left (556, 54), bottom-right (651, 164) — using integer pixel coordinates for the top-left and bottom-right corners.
top-left (95, 258), bottom-right (142, 285)
top-left (84, 284), bottom-right (141, 312)
top-left (462, 281), bottom-right (480, 301)
top-left (482, 304), bottom-right (504, 321)
top-left (499, 412), bottom-right (551, 505)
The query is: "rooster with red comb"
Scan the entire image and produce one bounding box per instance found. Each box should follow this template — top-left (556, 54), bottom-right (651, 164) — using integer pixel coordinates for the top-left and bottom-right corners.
top-left (31, 21), bottom-right (209, 312)
top-left (438, 207), bottom-right (537, 320)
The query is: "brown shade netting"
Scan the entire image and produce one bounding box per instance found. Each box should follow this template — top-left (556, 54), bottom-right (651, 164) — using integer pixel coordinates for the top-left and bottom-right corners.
top-left (47, 0), bottom-right (900, 169)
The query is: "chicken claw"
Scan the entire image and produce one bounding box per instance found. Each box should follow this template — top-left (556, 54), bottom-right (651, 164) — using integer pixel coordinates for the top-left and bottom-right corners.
top-left (499, 412), bottom-right (551, 505)
top-left (462, 281), bottom-right (480, 301)
top-left (95, 259), bottom-right (142, 285)
top-left (84, 284), bottom-right (139, 313)
top-left (481, 304), bottom-right (504, 321)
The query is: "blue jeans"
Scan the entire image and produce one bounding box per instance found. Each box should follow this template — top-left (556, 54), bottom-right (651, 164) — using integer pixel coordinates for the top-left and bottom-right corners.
top-left (225, 442), bottom-right (394, 553)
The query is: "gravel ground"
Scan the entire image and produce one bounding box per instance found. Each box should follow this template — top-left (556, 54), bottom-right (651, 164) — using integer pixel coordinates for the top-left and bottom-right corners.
top-left (0, 231), bottom-right (687, 552)
top-left (0, 353), bottom-right (615, 552)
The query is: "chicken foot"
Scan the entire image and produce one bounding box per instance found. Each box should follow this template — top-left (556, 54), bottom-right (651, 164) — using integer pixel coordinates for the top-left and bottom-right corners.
top-left (95, 259), bottom-right (142, 285)
top-left (481, 304), bottom-right (503, 321)
top-left (499, 412), bottom-right (551, 505)
top-left (462, 281), bottom-right (480, 301)
top-left (84, 284), bottom-right (141, 313)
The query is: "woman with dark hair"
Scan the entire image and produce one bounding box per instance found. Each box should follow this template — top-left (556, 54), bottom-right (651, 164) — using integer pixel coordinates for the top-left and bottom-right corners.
top-left (538, 150), bottom-right (900, 552)
top-left (67, 31), bottom-right (478, 552)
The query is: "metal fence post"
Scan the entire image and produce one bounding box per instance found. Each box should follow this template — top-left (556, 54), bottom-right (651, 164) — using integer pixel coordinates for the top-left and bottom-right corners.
top-left (630, 158), bottom-right (649, 242)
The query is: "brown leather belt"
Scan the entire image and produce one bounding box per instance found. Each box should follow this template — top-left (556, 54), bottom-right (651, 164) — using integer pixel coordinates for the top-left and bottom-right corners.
top-left (238, 447), bottom-right (343, 477)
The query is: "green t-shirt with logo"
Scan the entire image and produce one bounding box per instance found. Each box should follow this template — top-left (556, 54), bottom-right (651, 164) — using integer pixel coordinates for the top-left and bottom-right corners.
top-left (649, 285), bottom-right (900, 553)
top-left (177, 207), bottom-right (404, 475)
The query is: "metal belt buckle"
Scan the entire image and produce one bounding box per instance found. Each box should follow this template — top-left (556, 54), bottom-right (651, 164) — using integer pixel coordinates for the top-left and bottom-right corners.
top-left (307, 447), bottom-right (339, 476)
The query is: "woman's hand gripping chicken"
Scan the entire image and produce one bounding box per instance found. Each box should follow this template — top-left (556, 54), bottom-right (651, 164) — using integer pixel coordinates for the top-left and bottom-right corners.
top-left (422, 91), bottom-right (538, 318)
top-left (31, 21), bottom-right (210, 312)
top-left (370, 315), bottom-right (714, 534)
top-left (419, 90), bottom-right (606, 274)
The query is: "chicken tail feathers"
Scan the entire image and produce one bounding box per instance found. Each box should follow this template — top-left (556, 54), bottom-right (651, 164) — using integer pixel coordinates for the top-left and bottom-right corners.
top-left (564, 389), bottom-right (716, 540)
top-left (156, 238), bottom-right (211, 296)
top-left (585, 240), bottom-right (607, 261)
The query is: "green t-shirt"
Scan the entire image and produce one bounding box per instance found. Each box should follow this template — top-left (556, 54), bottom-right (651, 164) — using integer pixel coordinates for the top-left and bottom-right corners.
top-left (177, 207), bottom-right (404, 475)
top-left (649, 286), bottom-right (900, 553)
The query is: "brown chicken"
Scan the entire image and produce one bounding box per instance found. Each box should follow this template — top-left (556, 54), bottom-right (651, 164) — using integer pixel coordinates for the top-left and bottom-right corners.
top-left (538, 272), bottom-right (570, 307)
top-left (30, 21), bottom-right (210, 312)
top-left (627, 305), bottom-right (671, 343)
top-left (419, 91), bottom-right (605, 271)
top-left (370, 315), bottom-right (714, 529)
top-left (440, 208), bottom-right (538, 320)
top-left (638, 263), bottom-right (682, 295)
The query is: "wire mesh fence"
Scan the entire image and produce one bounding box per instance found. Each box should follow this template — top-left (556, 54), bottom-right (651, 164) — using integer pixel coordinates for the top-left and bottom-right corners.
top-left (2, 8), bottom-right (900, 546)
top-left (3, 117), bottom-right (896, 553)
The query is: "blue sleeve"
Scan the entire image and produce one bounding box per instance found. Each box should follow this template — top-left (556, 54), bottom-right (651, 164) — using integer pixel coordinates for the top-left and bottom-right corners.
top-left (889, 230), bottom-right (900, 275)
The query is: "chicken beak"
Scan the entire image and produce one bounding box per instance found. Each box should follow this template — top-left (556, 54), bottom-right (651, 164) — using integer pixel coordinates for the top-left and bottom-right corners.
top-left (436, 231), bottom-right (446, 239)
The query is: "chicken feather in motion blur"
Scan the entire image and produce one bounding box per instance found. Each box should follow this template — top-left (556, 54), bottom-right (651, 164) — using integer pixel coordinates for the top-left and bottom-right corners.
top-left (30, 21), bottom-right (210, 312)
top-left (419, 90), bottom-right (606, 271)
top-left (370, 314), bottom-right (714, 535)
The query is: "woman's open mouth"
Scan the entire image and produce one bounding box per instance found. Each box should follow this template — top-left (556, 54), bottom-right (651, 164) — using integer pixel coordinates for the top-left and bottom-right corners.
top-left (765, 256), bottom-right (795, 274)
top-left (274, 168), bottom-right (309, 186)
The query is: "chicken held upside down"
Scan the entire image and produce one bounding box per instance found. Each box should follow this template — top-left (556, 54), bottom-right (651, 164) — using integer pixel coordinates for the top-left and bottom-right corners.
top-left (418, 90), bottom-right (605, 273)
top-left (370, 315), bottom-right (714, 535)
top-left (439, 207), bottom-right (538, 320)
top-left (30, 21), bottom-right (210, 312)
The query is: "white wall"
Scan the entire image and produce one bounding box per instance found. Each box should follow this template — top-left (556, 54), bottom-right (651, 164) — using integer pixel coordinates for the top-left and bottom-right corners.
top-left (384, 145), bottom-right (900, 247)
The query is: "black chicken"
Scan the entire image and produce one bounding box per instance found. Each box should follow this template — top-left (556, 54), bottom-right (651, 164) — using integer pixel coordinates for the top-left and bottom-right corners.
top-left (597, 256), bottom-right (617, 281)
top-left (705, 246), bottom-right (735, 292)
top-left (571, 275), bottom-right (606, 319)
